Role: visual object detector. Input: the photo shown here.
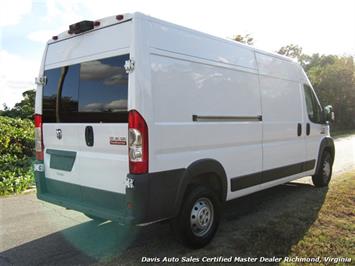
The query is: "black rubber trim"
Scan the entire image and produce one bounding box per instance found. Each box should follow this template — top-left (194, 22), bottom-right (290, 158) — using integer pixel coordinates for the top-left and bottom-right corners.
top-left (184, 159), bottom-right (228, 202)
top-left (126, 158), bottom-right (230, 224)
top-left (231, 160), bottom-right (316, 191)
top-left (303, 160), bottom-right (316, 171)
top-left (126, 169), bottom-right (186, 224)
top-left (315, 137), bottom-right (335, 174)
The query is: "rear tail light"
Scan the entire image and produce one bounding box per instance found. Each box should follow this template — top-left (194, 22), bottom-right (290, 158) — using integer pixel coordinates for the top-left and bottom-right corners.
top-left (34, 114), bottom-right (44, 160)
top-left (128, 110), bottom-right (148, 174)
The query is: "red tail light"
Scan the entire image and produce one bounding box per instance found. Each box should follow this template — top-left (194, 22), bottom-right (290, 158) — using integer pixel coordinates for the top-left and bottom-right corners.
top-left (128, 110), bottom-right (148, 174)
top-left (34, 114), bottom-right (44, 160)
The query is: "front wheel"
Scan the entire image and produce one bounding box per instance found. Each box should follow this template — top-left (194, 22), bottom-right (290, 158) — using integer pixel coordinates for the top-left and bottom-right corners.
top-left (312, 151), bottom-right (333, 187)
top-left (171, 185), bottom-right (221, 249)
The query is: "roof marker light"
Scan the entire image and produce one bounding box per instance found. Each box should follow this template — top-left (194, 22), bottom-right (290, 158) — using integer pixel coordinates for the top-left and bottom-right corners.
top-left (116, 15), bottom-right (124, 21)
top-left (52, 36), bottom-right (58, 40)
top-left (94, 21), bottom-right (100, 27)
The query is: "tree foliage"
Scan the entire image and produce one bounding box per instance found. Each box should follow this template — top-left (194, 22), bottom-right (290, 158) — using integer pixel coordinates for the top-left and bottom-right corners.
top-left (0, 116), bottom-right (34, 195)
top-left (276, 44), bottom-right (355, 130)
top-left (1, 89), bottom-right (35, 119)
top-left (278, 44), bottom-right (303, 59)
top-left (306, 55), bottom-right (355, 130)
top-left (232, 34), bottom-right (354, 130)
top-left (232, 34), bottom-right (254, 45)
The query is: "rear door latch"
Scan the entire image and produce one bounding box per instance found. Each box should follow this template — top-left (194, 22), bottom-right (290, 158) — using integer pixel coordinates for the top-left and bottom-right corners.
top-left (124, 59), bottom-right (135, 73)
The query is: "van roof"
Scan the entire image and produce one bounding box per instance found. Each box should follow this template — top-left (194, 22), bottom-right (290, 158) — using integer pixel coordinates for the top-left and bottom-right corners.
top-left (48, 12), bottom-right (294, 63)
top-left (48, 12), bottom-right (135, 44)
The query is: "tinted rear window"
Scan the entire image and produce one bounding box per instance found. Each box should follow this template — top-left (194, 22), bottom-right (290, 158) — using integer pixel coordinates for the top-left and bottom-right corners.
top-left (42, 54), bottom-right (129, 123)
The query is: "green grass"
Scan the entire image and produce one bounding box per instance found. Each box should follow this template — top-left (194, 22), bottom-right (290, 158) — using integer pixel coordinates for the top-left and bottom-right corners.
top-left (280, 171), bottom-right (355, 265)
top-left (175, 171), bottom-right (355, 266)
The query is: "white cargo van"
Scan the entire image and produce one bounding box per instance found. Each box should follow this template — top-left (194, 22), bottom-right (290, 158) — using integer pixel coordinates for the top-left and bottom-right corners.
top-left (34, 12), bottom-right (335, 248)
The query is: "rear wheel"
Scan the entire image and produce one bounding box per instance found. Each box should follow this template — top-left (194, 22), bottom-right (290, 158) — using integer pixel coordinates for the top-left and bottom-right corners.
top-left (312, 151), bottom-right (333, 187)
top-left (171, 185), bottom-right (221, 249)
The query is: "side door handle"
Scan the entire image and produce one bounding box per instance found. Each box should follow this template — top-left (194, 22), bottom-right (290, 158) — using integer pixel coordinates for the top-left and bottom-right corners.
top-left (297, 123), bottom-right (302, 136)
top-left (85, 126), bottom-right (94, 147)
top-left (306, 123), bottom-right (310, 136)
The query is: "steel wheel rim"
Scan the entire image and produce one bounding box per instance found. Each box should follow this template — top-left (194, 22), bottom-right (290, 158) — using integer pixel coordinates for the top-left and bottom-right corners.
top-left (190, 197), bottom-right (214, 237)
top-left (323, 158), bottom-right (331, 180)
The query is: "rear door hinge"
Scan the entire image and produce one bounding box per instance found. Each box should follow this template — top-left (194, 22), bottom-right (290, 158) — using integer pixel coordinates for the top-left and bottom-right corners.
top-left (35, 76), bottom-right (47, 86)
top-left (124, 59), bottom-right (135, 73)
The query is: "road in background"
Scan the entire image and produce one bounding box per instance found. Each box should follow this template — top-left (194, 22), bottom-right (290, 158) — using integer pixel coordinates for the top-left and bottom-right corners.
top-left (332, 135), bottom-right (355, 173)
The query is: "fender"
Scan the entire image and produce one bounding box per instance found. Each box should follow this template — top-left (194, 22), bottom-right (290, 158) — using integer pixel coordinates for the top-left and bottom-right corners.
top-left (315, 137), bottom-right (335, 174)
top-left (173, 159), bottom-right (228, 217)
top-left (126, 159), bottom-right (228, 224)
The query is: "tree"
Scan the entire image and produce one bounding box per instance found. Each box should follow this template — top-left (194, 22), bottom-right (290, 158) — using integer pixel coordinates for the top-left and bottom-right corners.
top-left (277, 44), bottom-right (303, 58)
top-left (277, 44), bottom-right (310, 66)
top-left (0, 89), bottom-right (35, 120)
top-left (232, 34), bottom-right (254, 45)
top-left (277, 44), bottom-right (355, 131)
top-left (308, 56), bottom-right (355, 130)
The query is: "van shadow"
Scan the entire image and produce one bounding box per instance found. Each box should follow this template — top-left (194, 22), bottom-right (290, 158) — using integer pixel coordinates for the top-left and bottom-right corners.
top-left (1, 181), bottom-right (328, 265)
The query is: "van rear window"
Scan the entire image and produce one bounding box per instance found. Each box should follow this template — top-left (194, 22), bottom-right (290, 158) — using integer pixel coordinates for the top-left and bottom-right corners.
top-left (42, 54), bottom-right (129, 123)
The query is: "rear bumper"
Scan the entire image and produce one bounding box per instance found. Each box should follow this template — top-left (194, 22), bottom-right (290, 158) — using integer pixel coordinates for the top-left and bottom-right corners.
top-left (34, 161), bottom-right (133, 224)
top-left (34, 161), bottom-right (185, 225)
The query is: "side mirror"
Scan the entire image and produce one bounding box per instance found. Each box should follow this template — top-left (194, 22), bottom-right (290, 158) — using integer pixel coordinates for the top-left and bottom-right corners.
top-left (324, 105), bottom-right (335, 122)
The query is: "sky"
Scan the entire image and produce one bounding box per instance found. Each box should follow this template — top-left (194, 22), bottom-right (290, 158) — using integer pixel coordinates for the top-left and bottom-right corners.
top-left (1, 0), bottom-right (354, 108)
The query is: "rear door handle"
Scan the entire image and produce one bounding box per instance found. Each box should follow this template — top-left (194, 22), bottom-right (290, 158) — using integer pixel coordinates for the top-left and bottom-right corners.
top-left (85, 126), bottom-right (94, 147)
top-left (297, 123), bottom-right (302, 136)
top-left (306, 123), bottom-right (310, 136)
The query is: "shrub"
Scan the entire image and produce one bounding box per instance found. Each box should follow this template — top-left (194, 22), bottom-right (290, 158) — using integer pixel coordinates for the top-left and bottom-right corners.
top-left (0, 116), bottom-right (34, 195)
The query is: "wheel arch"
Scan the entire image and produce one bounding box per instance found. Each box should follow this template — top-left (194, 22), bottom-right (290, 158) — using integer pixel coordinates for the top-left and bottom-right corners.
top-left (315, 137), bottom-right (335, 174)
top-left (173, 158), bottom-right (228, 217)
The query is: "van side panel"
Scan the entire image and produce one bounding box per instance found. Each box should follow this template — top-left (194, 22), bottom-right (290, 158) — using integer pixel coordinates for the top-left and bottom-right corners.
top-left (256, 53), bottom-right (307, 172)
top-left (148, 52), bottom-right (262, 199)
top-left (146, 19), bottom-right (257, 70)
top-left (299, 69), bottom-right (329, 174)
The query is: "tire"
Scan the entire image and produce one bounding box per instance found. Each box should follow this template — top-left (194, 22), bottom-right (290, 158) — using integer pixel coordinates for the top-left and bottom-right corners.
top-left (171, 185), bottom-right (221, 249)
top-left (312, 151), bottom-right (333, 187)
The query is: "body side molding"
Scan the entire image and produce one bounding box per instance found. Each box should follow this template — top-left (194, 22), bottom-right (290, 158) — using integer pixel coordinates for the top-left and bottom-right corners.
top-left (192, 115), bottom-right (262, 122)
top-left (231, 160), bottom-right (316, 191)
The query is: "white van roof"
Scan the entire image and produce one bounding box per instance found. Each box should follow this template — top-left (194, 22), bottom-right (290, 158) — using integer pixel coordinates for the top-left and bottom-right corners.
top-left (48, 12), bottom-right (294, 64)
top-left (48, 12), bottom-right (135, 44)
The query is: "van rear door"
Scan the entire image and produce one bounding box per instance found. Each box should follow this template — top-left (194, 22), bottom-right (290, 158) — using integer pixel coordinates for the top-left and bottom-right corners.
top-left (42, 54), bottom-right (129, 195)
